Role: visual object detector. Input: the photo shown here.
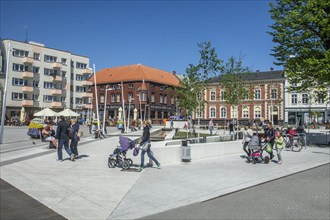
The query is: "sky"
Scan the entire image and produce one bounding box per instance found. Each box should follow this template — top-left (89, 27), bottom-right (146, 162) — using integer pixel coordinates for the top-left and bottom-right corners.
top-left (0, 0), bottom-right (282, 74)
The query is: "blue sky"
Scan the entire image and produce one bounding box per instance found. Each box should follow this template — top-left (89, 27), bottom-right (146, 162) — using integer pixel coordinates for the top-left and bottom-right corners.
top-left (1, 0), bottom-right (281, 74)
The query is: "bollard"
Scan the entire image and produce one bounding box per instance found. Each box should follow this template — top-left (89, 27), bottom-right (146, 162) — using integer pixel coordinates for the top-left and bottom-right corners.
top-left (181, 140), bottom-right (191, 162)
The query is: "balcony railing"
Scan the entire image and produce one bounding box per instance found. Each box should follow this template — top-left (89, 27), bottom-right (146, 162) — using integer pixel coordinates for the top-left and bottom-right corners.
top-left (51, 102), bottom-right (62, 108)
top-left (22, 71), bottom-right (34, 78)
top-left (82, 68), bottom-right (93, 75)
top-left (82, 80), bottom-right (93, 86)
top-left (22, 57), bottom-right (34, 65)
top-left (52, 75), bottom-right (63, 82)
top-left (22, 86), bottom-right (34, 92)
top-left (22, 100), bottom-right (33, 106)
top-left (81, 92), bottom-right (93, 98)
top-left (52, 62), bottom-right (62, 69)
top-left (51, 89), bottom-right (62, 95)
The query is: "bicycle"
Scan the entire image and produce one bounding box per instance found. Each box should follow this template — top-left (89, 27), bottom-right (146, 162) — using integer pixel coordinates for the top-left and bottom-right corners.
top-left (283, 133), bottom-right (304, 152)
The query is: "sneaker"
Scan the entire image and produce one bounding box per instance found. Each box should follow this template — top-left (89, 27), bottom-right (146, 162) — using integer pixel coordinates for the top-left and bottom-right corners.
top-left (74, 155), bottom-right (79, 159)
top-left (70, 154), bottom-right (75, 161)
top-left (57, 159), bottom-right (63, 162)
top-left (156, 163), bottom-right (161, 169)
top-left (277, 161), bottom-right (282, 164)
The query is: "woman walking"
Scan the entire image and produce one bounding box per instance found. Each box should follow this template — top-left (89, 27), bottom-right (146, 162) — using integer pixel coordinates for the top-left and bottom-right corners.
top-left (242, 124), bottom-right (253, 157)
top-left (265, 122), bottom-right (275, 160)
top-left (138, 121), bottom-right (160, 171)
top-left (275, 129), bottom-right (285, 164)
top-left (69, 118), bottom-right (80, 159)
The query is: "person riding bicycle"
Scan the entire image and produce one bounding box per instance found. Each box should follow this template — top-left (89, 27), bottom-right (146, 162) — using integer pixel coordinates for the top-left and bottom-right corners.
top-left (288, 127), bottom-right (297, 147)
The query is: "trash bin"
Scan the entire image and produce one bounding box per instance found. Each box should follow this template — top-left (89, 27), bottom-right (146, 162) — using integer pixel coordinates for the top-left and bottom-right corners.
top-left (181, 140), bottom-right (191, 162)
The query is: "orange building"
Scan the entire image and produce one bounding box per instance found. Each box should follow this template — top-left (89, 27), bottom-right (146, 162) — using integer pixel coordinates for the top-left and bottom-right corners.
top-left (91, 64), bottom-right (180, 124)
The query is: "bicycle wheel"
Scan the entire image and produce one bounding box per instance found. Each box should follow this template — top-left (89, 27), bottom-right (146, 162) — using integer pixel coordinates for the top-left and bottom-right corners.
top-left (291, 140), bottom-right (303, 152)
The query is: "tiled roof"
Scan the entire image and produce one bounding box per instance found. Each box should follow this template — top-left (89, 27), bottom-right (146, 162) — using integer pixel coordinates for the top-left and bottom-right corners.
top-left (91, 64), bottom-right (180, 87)
top-left (208, 70), bottom-right (285, 83)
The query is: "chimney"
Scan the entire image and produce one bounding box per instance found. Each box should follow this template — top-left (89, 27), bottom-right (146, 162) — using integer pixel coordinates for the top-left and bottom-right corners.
top-left (172, 71), bottom-right (176, 75)
top-left (270, 67), bottom-right (274, 71)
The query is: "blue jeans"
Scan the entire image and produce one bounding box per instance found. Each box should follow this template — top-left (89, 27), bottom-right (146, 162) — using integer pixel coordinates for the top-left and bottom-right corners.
top-left (140, 146), bottom-right (160, 168)
top-left (57, 139), bottom-right (72, 160)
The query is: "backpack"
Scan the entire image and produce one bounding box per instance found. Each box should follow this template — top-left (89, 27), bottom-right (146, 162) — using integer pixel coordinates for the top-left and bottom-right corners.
top-left (68, 127), bottom-right (75, 139)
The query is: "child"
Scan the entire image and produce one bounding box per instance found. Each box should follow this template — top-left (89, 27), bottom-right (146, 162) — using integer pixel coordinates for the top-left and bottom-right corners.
top-left (275, 131), bottom-right (285, 164)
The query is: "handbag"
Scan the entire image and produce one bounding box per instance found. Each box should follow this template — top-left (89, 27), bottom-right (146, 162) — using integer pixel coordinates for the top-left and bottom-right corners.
top-left (140, 142), bottom-right (150, 151)
top-left (133, 147), bottom-right (139, 156)
top-left (265, 143), bottom-right (273, 153)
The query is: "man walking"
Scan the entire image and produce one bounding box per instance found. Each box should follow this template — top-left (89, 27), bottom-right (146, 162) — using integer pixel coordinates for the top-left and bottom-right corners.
top-left (56, 115), bottom-right (75, 161)
top-left (209, 119), bottom-right (214, 135)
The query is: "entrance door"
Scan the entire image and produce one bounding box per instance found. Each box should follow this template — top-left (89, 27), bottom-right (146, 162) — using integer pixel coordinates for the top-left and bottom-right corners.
top-left (273, 115), bottom-right (278, 125)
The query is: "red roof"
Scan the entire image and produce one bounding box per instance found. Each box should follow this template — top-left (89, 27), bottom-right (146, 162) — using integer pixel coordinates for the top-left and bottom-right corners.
top-left (91, 64), bottom-right (180, 87)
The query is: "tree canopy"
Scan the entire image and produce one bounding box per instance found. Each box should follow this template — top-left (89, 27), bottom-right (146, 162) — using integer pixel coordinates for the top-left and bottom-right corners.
top-left (269, 0), bottom-right (330, 93)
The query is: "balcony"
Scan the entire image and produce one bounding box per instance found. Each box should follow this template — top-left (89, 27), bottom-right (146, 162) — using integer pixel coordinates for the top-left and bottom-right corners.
top-left (52, 75), bottom-right (62, 82)
top-left (82, 80), bottom-right (93, 86)
top-left (22, 86), bottom-right (34, 92)
top-left (51, 89), bottom-right (62, 95)
top-left (22, 57), bottom-right (34, 65)
top-left (81, 92), bottom-right (93, 98)
top-left (22, 71), bottom-right (34, 78)
top-left (51, 102), bottom-right (62, 108)
top-left (22, 100), bottom-right (33, 106)
top-left (82, 68), bottom-right (93, 75)
top-left (83, 104), bottom-right (93, 109)
top-left (52, 62), bottom-right (62, 69)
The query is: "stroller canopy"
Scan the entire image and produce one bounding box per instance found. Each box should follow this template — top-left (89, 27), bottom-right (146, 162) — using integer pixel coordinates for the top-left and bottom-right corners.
top-left (119, 136), bottom-right (135, 151)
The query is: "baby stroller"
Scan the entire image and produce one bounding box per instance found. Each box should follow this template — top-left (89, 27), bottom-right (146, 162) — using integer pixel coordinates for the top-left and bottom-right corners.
top-left (243, 135), bottom-right (270, 164)
top-left (108, 136), bottom-right (136, 170)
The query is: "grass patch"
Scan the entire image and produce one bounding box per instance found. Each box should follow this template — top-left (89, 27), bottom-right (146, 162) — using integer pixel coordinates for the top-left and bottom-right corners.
top-left (173, 131), bottom-right (211, 140)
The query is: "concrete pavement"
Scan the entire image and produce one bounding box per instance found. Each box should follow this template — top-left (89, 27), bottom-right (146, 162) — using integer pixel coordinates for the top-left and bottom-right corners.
top-left (0, 130), bottom-right (329, 219)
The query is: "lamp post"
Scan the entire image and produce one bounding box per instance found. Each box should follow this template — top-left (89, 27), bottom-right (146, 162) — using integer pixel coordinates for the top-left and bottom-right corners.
top-left (197, 93), bottom-right (201, 139)
top-left (91, 64), bottom-right (100, 131)
top-left (0, 41), bottom-right (11, 144)
top-left (102, 86), bottom-right (114, 134)
top-left (137, 93), bottom-right (143, 128)
top-left (127, 96), bottom-right (134, 132)
top-left (121, 81), bottom-right (126, 133)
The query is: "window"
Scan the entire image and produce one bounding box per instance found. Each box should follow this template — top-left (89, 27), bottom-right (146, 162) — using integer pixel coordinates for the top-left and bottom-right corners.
top-left (76, 74), bottom-right (84, 81)
top-left (76, 62), bottom-right (87, 69)
top-left (128, 84), bottom-right (133, 88)
top-left (116, 94), bottom-right (121, 102)
top-left (160, 86), bottom-right (165, 91)
top-left (33, 53), bottom-right (40, 60)
top-left (242, 90), bottom-right (249, 100)
top-left (210, 91), bottom-right (216, 101)
top-left (12, 78), bottom-right (27, 86)
top-left (128, 92), bottom-right (133, 101)
top-left (76, 86), bottom-right (84, 93)
top-left (70, 85), bottom-right (73, 92)
top-left (220, 91), bottom-right (225, 101)
top-left (242, 106), bottom-right (249, 118)
top-left (61, 71), bottom-right (66, 77)
top-left (13, 63), bottom-right (28, 72)
top-left (76, 98), bottom-right (82, 104)
top-left (33, 66), bottom-right (40, 74)
top-left (33, 94), bottom-right (39, 101)
top-left (302, 94), bottom-right (309, 104)
top-left (100, 85), bottom-right (104, 90)
top-left (142, 92), bottom-right (146, 101)
top-left (13, 49), bottom-right (28, 57)
top-left (291, 94), bottom-right (297, 105)
top-left (171, 97), bottom-right (175, 105)
top-left (61, 97), bottom-right (66, 102)
top-left (61, 58), bottom-right (67, 65)
top-left (100, 94), bottom-right (105, 103)
top-left (164, 95), bottom-right (167, 104)
top-left (221, 107), bottom-right (226, 118)
top-left (44, 68), bottom-right (57, 76)
top-left (44, 95), bottom-right (53, 102)
top-left (254, 107), bottom-right (261, 118)
top-left (271, 89), bottom-right (277, 99)
top-left (12, 92), bottom-right (27, 100)
top-left (111, 94), bottom-right (115, 103)
top-left (33, 80), bottom-right (39, 87)
top-left (254, 89), bottom-right (261, 100)
top-left (44, 55), bottom-right (57, 63)
top-left (316, 93), bottom-right (325, 104)
top-left (71, 73), bottom-right (74, 80)
top-left (210, 107), bottom-right (216, 118)
top-left (44, 82), bottom-right (54, 89)
top-left (151, 93), bottom-right (155, 103)
top-left (160, 94), bottom-right (163, 103)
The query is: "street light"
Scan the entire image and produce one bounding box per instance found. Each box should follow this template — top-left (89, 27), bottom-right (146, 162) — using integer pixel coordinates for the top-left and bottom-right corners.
top-left (102, 86), bottom-right (114, 134)
top-left (91, 64), bottom-right (100, 131)
top-left (121, 81), bottom-right (126, 133)
top-left (127, 96), bottom-right (134, 132)
top-left (137, 93), bottom-right (143, 128)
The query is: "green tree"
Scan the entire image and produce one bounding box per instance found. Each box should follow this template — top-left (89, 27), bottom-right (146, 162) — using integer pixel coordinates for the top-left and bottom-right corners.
top-left (220, 57), bottom-right (250, 136)
top-left (269, 0), bottom-right (330, 93)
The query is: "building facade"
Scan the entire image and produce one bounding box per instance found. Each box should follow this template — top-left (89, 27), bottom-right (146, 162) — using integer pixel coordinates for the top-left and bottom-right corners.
top-left (197, 70), bottom-right (285, 126)
top-left (0, 39), bottom-right (93, 123)
top-left (91, 64), bottom-right (180, 124)
top-left (284, 81), bottom-right (330, 126)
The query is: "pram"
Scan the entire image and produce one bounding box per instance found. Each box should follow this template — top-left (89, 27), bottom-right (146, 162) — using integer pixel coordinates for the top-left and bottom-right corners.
top-left (242, 135), bottom-right (270, 164)
top-left (108, 136), bottom-right (136, 169)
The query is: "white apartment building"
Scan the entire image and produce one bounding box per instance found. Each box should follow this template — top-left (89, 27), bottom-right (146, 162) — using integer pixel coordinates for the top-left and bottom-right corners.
top-left (0, 39), bottom-right (93, 123)
top-left (284, 80), bottom-right (330, 126)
